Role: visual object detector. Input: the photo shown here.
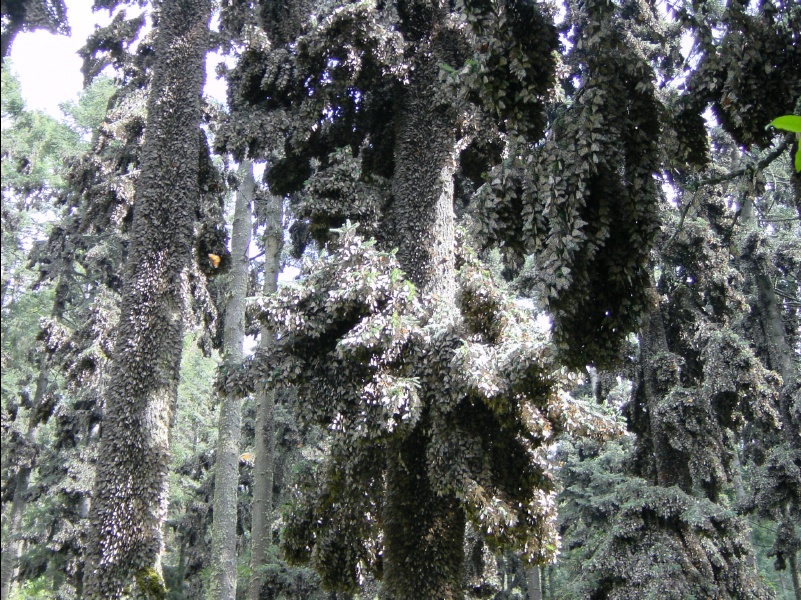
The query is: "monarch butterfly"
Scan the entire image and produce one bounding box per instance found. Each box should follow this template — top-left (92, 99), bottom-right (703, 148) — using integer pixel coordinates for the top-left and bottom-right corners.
top-left (208, 253), bottom-right (221, 268)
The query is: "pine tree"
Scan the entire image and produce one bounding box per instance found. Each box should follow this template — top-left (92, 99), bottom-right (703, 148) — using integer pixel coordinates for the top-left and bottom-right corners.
top-left (208, 160), bottom-right (253, 600)
top-left (82, 0), bottom-right (212, 595)
top-left (211, 0), bottom-right (665, 596)
top-left (1, 65), bottom-right (115, 600)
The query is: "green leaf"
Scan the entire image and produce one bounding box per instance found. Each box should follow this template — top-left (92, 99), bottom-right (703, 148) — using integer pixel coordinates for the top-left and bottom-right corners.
top-left (768, 115), bottom-right (801, 133)
top-left (795, 147), bottom-right (801, 174)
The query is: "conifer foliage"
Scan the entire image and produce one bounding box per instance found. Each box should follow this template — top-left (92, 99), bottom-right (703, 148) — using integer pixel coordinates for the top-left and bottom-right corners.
top-left (1, 0), bottom-right (799, 598)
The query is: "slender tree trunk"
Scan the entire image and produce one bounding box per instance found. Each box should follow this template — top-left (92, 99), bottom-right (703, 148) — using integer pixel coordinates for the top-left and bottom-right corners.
top-left (730, 446), bottom-right (759, 576)
top-left (780, 568), bottom-right (789, 599)
top-left (381, 44), bottom-right (462, 598)
top-left (208, 161), bottom-right (254, 600)
top-left (789, 550), bottom-right (801, 600)
top-left (526, 566), bottom-right (543, 600)
top-left (0, 362), bottom-right (49, 600)
top-left (248, 183), bottom-right (283, 600)
top-left (83, 0), bottom-right (211, 596)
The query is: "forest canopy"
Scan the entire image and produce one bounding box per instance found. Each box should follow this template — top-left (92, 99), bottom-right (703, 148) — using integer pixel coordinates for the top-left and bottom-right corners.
top-left (1, 0), bottom-right (799, 599)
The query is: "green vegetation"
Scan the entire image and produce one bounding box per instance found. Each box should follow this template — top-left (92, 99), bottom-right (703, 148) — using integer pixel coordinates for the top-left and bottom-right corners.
top-left (2, 1), bottom-right (799, 599)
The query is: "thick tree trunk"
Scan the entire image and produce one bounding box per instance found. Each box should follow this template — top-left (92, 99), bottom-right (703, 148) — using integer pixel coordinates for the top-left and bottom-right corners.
top-left (385, 78), bottom-right (456, 304)
top-left (383, 419), bottom-right (465, 600)
top-left (249, 184), bottom-right (283, 600)
top-left (381, 45), bottom-right (462, 598)
top-left (630, 297), bottom-right (694, 491)
top-left (740, 196), bottom-right (797, 402)
top-left (83, 0), bottom-right (211, 596)
top-left (0, 362), bottom-right (48, 600)
top-left (208, 161), bottom-right (253, 600)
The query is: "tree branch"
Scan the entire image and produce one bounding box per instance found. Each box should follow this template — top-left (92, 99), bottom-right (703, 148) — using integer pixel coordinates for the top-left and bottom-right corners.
top-left (664, 136), bottom-right (794, 250)
top-left (689, 136), bottom-right (792, 190)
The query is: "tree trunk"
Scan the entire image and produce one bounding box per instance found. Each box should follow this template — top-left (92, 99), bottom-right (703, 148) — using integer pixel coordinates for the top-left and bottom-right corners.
top-left (249, 183), bottom-right (283, 600)
top-left (526, 566), bottom-right (543, 600)
top-left (0, 362), bottom-right (48, 600)
top-left (381, 42), bottom-right (462, 599)
top-left (740, 196), bottom-right (797, 408)
top-left (731, 447), bottom-right (759, 576)
top-left (383, 420), bottom-right (465, 600)
top-left (83, 0), bottom-right (211, 595)
top-left (631, 296), bottom-right (693, 492)
top-left (208, 161), bottom-right (254, 600)
top-left (789, 549), bottom-right (801, 600)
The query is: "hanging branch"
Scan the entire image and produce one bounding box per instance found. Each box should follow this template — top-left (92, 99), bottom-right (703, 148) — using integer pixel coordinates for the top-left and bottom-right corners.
top-left (690, 136), bottom-right (792, 189)
top-left (665, 135), bottom-right (794, 250)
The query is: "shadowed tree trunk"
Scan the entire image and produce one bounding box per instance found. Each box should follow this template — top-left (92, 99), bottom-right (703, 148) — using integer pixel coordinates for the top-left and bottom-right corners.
top-left (83, 0), bottom-right (211, 596)
top-left (249, 181), bottom-right (283, 600)
top-left (381, 35), bottom-right (462, 599)
top-left (208, 160), bottom-right (253, 600)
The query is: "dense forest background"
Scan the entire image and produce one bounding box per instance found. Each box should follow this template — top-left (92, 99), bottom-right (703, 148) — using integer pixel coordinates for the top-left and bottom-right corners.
top-left (1, 0), bottom-right (799, 599)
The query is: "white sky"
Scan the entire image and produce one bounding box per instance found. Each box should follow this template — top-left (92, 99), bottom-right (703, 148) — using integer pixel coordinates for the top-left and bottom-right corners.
top-left (8, 0), bottom-right (228, 119)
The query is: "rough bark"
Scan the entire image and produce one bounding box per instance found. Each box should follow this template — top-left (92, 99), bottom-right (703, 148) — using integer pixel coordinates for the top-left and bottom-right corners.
top-left (744, 197), bottom-right (795, 388)
top-left (82, 0), bottom-right (211, 596)
top-left (385, 68), bottom-right (456, 303)
top-left (0, 361), bottom-right (48, 600)
top-left (381, 34), bottom-right (462, 599)
top-left (208, 161), bottom-right (253, 600)
top-left (383, 420), bottom-right (465, 600)
top-left (630, 296), bottom-right (691, 490)
top-left (248, 184), bottom-right (283, 600)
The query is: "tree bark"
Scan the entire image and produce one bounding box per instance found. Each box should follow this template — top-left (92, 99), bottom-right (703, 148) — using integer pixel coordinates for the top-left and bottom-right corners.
top-left (208, 161), bottom-right (253, 600)
top-left (526, 566), bottom-right (543, 600)
top-left (381, 37), bottom-right (462, 599)
top-left (383, 420), bottom-right (465, 600)
top-left (83, 0), bottom-right (211, 595)
top-left (249, 183), bottom-right (283, 600)
top-left (630, 296), bottom-right (694, 491)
